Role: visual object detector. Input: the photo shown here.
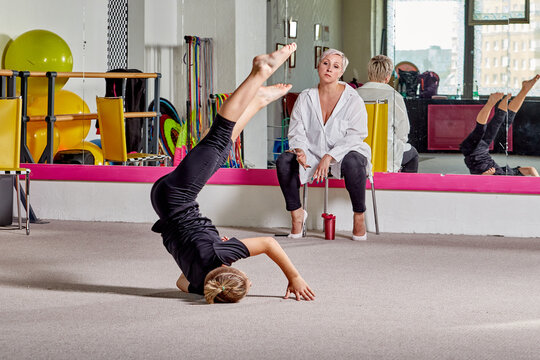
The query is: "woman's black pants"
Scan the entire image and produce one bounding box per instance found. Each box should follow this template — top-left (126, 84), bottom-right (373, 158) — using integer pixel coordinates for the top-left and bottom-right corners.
top-left (276, 151), bottom-right (368, 213)
top-left (151, 115), bottom-right (234, 219)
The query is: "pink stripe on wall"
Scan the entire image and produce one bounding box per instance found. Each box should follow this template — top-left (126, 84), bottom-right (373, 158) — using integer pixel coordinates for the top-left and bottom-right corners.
top-left (23, 164), bottom-right (540, 195)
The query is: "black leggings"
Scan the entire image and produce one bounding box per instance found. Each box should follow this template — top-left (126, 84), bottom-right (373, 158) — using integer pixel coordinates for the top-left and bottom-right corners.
top-left (401, 146), bottom-right (419, 173)
top-left (460, 108), bottom-right (516, 156)
top-left (276, 151), bottom-right (368, 213)
top-left (151, 115), bottom-right (235, 219)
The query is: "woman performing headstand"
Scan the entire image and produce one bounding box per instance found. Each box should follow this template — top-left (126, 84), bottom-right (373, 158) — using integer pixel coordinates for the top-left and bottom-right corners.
top-left (151, 43), bottom-right (315, 304)
top-left (460, 75), bottom-right (539, 176)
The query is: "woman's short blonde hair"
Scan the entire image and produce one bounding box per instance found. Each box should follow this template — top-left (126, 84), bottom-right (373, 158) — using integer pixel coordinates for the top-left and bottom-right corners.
top-left (318, 48), bottom-right (349, 73)
top-left (368, 55), bottom-right (394, 82)
top-left (204, 267), bottom-right (249, 304)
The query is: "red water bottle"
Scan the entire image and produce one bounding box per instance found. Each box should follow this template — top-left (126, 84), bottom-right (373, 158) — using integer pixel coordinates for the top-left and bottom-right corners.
top-left (322, 213), bottom-right (336, 240)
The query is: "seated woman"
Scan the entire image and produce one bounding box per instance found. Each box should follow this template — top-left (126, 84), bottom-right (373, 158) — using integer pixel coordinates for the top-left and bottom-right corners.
top-left (356, 55), bottom-right (418, 173)
top-left (276, 49), bottom-right (371, 241)
top-left (151, 43), bottom-right (315, 303)
top-left (460, 75), bottom-right (539, 177)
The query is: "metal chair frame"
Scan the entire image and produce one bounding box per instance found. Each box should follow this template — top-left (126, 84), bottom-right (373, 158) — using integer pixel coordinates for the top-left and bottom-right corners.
top-left (301, 99), bottom-right (388, 236)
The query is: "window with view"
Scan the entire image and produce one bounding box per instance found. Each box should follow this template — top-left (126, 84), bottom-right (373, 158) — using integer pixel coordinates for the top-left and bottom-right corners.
top-left (474, 0), bottom-right (539, 96)
top-left (387, 0), bottom-right (465, 96)
top-left (388, 0), bottom-right (538, 97)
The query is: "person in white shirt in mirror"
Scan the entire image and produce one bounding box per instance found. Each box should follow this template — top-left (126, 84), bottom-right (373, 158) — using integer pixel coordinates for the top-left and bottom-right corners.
top-left (357, 55), bottom-right (419, 173)
top-left (276, 49), bottom-right (371, 241)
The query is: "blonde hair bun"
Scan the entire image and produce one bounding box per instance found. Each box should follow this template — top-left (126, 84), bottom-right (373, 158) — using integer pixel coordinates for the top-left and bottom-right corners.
top-left (204, 267), bottom-right (249, 304)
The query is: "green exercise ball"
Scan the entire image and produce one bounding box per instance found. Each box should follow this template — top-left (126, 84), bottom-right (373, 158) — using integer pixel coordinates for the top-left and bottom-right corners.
top-left (4, 29), bottom-right (73, 97)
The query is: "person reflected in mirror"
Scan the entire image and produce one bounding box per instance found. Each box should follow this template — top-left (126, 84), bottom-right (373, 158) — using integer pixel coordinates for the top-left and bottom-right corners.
top-left (276, 49), bottom-right (371, 241)
top-left (151, 43), bottom-right (315, 303)
top-left (357, 55), bottom-right (418, 173)
top-left (460, 74), bottom-right (540, 177)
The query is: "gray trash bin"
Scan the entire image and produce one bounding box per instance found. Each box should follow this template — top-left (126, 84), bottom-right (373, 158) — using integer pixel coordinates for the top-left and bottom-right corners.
top-left (0, 176), bottom-right (14, 226)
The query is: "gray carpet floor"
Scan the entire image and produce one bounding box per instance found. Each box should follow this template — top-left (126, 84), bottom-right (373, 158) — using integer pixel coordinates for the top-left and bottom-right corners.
top-left (1, 220), bottom-right (540, 360)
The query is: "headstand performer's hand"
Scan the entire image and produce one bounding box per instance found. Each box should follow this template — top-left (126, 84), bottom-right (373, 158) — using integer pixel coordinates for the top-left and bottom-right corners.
top-left (481, 167), bottom-right (496, 175)
top-left (284, 276), bottom-right (316, 301)
top-left (238, 236), bottom-right (316, 302)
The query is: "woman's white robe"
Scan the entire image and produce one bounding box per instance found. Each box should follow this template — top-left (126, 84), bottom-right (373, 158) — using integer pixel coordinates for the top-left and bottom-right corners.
top-left (288, 83), bottom-right (371, 184)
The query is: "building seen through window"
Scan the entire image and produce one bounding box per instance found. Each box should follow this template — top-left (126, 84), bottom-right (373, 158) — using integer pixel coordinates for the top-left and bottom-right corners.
top-left (388, 0), bottom-right (465, 96)
top-left (389, 0), bottom-right (538, 97)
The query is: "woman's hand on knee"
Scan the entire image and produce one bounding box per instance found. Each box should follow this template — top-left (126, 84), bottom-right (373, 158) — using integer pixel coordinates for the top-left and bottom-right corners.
top-left (313, 154), bottom-right (333, 183)
top-left (288, 148), bottom-right (310, 170)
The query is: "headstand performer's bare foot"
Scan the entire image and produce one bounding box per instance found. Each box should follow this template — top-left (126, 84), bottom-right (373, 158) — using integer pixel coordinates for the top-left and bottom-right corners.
top-left (255, 83), bottom-right (293, 107)
top-left (486, 92), bottom-right (504, 107)
top-left (521, 74), bottom-right (540, 93)
top-left (231, 83), bottom-right (293, 141)
top-left (508, 74), bottom-right (540, 113)
top-left (252, 43), bottom-right (297, 80)
top-left (219, 43), bottom-right (297, 123)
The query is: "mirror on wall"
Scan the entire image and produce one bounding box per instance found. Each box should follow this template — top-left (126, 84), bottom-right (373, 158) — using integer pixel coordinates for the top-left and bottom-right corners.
top-left (270, 0), bottom-right (538, 178)
top-left (0, 0), bottom-right (107, 166)
top-left (2, 0), bottom-right (537, 180)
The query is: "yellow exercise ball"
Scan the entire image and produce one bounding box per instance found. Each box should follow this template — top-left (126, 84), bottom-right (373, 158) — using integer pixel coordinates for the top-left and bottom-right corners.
top-left (4, 29), bottom-right (73, 97)
top-left (26, 122), bottom-right (60, 162)
top-left (27, 90), bottom-right (91, 150)
top-left (69, 141), bottom-right (104, 165)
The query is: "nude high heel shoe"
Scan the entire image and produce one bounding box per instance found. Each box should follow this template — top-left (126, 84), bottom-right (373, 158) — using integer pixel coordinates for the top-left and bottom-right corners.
top-left (288, 209), bottom-right (308, 238)
top-left (352, 233), bottom-right (367, 241)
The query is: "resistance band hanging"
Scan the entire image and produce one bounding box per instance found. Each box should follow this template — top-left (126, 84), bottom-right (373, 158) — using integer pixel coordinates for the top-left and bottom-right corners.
top-left (184, 36), bottom-right (214, 150)
top-left (184, 36), bottom-right (243, 168)
top-left (210, 93), bottom-right (244, 169)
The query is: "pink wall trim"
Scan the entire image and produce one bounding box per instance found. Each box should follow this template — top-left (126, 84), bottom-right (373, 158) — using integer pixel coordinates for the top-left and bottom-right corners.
top-left (24, 164), bottom-right (540, 194)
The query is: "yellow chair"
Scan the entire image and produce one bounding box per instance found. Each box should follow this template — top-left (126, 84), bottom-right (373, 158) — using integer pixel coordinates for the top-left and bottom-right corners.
top-left (0, 97), bottom-right (30, 235)
top-left (302, 100), bottom-right (388, 236)
top-left (96, 97), bottom-right (170, 165)
top-left (364, 101), bottom-right (388, 173)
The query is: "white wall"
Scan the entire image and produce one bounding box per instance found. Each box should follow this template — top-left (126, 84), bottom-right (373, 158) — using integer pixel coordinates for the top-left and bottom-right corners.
top-left (27, 180), bottom-right (540, 238)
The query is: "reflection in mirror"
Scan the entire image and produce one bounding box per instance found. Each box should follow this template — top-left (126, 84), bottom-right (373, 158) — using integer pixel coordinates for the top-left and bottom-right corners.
top-left (498, 0), bottom-right (540, 176)
top-left (267, 0), bottom-right (539, 180)
top-left (388, 0), bottom-right (474, 174)
top-left (177, 1), bottom-right (270, 169)
top-left (3, 1), bottom-right (537, 177)
top-left (385, 0), bottom-right (539, 177)
top-left (1, 0), bottom-right (103, 166)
